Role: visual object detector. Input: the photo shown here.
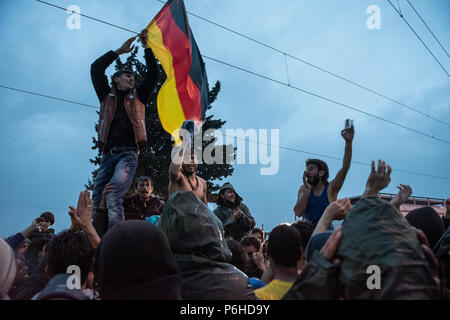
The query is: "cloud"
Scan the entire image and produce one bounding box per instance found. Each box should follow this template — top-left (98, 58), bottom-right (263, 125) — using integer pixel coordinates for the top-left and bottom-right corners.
top-left (18, 111), bottom-right (94, 151)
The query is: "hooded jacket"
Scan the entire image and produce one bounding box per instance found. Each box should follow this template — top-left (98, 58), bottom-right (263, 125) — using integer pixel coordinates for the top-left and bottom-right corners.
top-left (284, 197), bottom-right (440, 300)
top-left (213, 183), bottom-right (255, 241)
top-left (160, 191), bottom-right (256, 300)
top-left (94, 220), bottom-right (182, 300)
top-left (433, 226), bottom-right (450, 298)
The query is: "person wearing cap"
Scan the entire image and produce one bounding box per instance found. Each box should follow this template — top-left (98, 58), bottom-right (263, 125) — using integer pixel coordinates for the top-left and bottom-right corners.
top-left (24, 212), bottom-right (55, 270)
top-left (213, 182), bottom-right (255, 241)
top-left (90, 30), bottom-right (160, 237)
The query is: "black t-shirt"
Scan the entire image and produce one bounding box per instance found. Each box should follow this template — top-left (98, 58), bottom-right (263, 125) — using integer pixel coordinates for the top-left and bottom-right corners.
top-left (104, 89), bottom-right (136, 151)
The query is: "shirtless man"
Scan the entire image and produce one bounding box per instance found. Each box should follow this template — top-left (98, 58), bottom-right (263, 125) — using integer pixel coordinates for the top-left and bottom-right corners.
top-left (168, 142), bottom-right (208, 204)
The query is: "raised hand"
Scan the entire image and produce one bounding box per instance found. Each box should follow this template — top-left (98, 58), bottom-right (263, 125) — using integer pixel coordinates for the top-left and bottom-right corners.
top-left (341, 125), bottom-right (355, 143)
top-left (138, 29), bottom-right (149, 49)
top-left (324, 198), bottom-right (352, 221)
top-left (396, 184), bottom-right (412, 202)
top-left (99, 182), bottom-right (114, 210)
top-left (363, 160), bottom-right (392, 197)
top-left (68, 190), bottom-right (100, 248)
top-left (115, 36), bottom-right (136, 55)
top-left (68, 190), bottom-right (94, 231)
top-left (391, 184), bottom-right (412, 209)
top-left (313, 199), bottom-right (351, 235)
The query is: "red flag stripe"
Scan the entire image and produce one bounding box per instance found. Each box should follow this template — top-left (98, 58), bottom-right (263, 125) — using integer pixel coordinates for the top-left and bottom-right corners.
top-left (155, 7), bottom-right (202, 121)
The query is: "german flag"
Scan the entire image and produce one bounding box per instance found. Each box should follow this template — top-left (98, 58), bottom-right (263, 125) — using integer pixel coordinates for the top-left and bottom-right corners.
top-left (146, 0), bottom-right (208, 140)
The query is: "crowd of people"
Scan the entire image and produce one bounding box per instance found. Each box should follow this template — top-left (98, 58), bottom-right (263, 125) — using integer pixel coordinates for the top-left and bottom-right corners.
top-left (1, 154), bottom-right (449, 300)
top-left (1, 34), bottom-right (449, 301)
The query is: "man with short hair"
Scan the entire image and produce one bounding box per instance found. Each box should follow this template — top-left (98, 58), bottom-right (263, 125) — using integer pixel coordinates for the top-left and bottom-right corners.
top-left (26, 230), bottom-right (95, 300)
top-left (241, 235), bottom-right (265, 278)
top-left (290, 220), bottom-right (314, 271)
top-left (123, 176), bottom-right (165, 220)
top-left (251, 228), bottom-right (265, 244)
top-left (241, 235), bottom-right (261, 259)
top-left (254, 224), bottom-right (302, 300)
top-left (294, 125), bottom-right (354, 226)
top-left (90, 30), bottom-right (160, 237)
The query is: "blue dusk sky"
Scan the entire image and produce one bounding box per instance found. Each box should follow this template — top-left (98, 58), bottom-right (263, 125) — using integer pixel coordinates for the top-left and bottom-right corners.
top-left (0, 0), bottom-right (449, 237)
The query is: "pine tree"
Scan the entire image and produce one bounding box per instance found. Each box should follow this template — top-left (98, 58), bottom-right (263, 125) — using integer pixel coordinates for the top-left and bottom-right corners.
top-left (86, 47), bottom-right (234, 201)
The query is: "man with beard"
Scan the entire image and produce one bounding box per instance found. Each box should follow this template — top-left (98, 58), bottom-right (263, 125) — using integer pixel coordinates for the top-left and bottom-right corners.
top-left (123, 176), bottom-right (165, 221)
top-left (168, 143), bottom-right (208, 204)
top-left (294, 125), bottom-right (354, 226)
top-left (213, 182), bottom-right (255, 241)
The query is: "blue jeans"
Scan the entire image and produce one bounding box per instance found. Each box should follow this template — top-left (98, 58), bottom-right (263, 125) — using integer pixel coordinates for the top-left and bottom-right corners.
top-left (92, 150), bottom-right (138, 235)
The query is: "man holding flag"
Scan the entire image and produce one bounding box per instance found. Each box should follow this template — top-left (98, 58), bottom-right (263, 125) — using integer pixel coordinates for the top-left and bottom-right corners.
top-left (90, 30), bottom-right (159, 238)
top-left (145, 0), bottom-right (210, 203)
top-left (90, 0), bottom-right (210, 236)
top-left (145, 0), bottom-right (209, 141)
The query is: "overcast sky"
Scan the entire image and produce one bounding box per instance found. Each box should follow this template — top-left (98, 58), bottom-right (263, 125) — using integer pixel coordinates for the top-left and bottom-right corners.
top-left (0, 0), bottom-right (449, 237)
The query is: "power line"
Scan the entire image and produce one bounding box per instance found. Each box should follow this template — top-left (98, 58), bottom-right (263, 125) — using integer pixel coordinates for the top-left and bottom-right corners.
top-left (0, 203), bottom-right (67, 210)
top-left (156, 0), bottom-right (450, 128)
top-left (202, 54), bottom-right (450, 145)
top-left (35, 0), bottom-right (450, 144)
top-left (386, 0), bottom-right (449, 77)
top-left (224, 134), bottom-right (450, 182)
top-left (40, 0), bottom-right (450, 128)
top-left (0, 85), bottom-right (98, 109)
top-left (1, 84), bottom-right (449, 182)
top-left (406, 0), bottom-right (450, 58)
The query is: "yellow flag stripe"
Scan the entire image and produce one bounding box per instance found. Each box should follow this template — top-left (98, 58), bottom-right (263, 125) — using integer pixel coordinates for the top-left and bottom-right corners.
top-left (146, 22), bottom-right (186, 140)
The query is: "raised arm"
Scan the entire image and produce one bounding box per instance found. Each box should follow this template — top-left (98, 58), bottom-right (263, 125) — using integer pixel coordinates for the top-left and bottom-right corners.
top-left (169, 143), bottom-right (186, 183)
top-left (390, 184), bottom-right (412, 210)
top-left (294, 172), bottom-right (311, 217)
top-left (90, 36), bottom-right (136, 102)
top-left (312, 198), bottom-right (351, 236)
top-left (362, 160), bottom-right (392, 198)
top-left (329, 125), bottom-right (354, 197)
top-left (136, 29), bottom-right (160, 104)
top-left (68, 190), bottom-right (101, 248)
